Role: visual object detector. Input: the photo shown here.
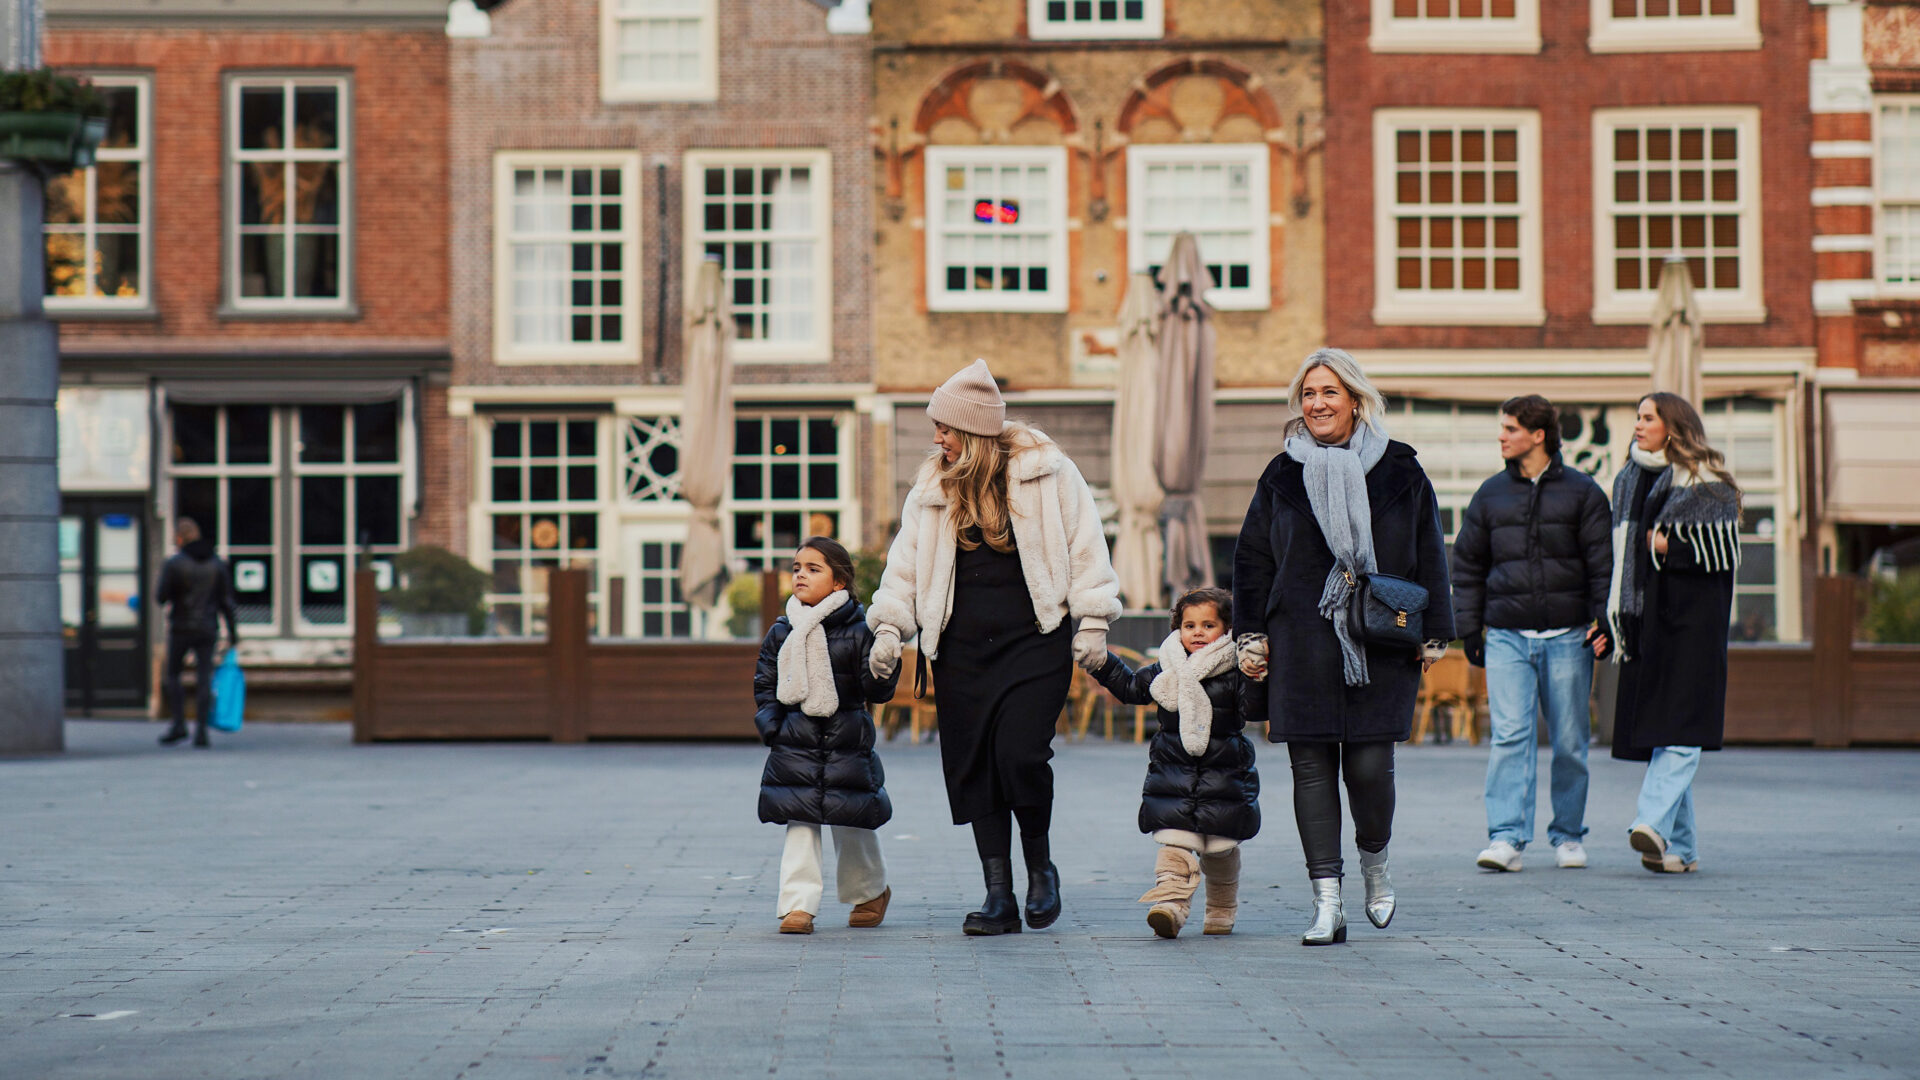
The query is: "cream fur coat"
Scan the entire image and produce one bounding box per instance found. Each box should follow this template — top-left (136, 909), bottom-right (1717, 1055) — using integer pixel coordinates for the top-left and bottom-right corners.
top-left (867, 426), bottom-right (1122, 661)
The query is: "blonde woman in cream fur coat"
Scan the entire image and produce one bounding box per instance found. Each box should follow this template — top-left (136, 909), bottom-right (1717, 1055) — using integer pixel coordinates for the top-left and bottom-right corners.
top-left (867, 358), bottom-right (1121, 936)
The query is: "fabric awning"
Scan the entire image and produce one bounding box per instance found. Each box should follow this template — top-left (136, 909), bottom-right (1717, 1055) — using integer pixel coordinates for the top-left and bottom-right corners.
top-left (1824, 390), bottom-right (1920, 525)
top-left (1382, 372), bottom-right (1799, 404)
top-left (162, 378), bottom-right (410, 405)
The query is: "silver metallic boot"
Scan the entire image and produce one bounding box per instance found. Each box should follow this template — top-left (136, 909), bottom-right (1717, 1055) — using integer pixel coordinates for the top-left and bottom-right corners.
top-left (1301, 877), bottom-right (1346, 945)
top-left (1359, 847), bottom-right (1395, 929)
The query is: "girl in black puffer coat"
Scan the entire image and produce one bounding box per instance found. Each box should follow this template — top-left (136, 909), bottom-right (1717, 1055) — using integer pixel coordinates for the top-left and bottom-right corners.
top-left (1095, 588), bottom-right (1264, 938)
top-left (754, 537), bottom-right (900, 935)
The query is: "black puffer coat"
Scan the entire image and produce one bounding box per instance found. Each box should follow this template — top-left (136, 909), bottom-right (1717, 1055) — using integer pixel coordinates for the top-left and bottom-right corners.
top-left (1094, 652), bottom-right (1261, 841)
top-left (1233, 440), bottom-right (1456, 743)
top-left (1450, 454), bottom-right (1613, 637)
top-left (754, 600), bottom-right (899, 829)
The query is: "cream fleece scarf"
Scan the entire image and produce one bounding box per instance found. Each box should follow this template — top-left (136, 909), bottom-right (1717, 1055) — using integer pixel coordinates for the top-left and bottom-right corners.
top-left (777, 589), bottom-right (849, 718)
top-left (1148, 631), bottom-right (1238, 757)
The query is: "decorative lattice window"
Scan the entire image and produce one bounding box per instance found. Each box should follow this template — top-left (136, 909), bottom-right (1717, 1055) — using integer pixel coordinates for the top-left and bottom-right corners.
top-left (622, 415), bottom-right (683, 503)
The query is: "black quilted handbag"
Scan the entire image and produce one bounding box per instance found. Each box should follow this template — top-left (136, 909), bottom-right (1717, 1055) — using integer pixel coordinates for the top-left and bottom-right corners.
top-left (1346, 571), bottom-right (1429, 653)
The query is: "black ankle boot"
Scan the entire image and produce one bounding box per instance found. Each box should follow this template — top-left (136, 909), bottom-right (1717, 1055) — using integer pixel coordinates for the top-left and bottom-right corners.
top-left (192, 725), bottom-right (210, 748)
top-left (962, 856), bottom-right (1022, 936)
top-left (159, 723), bottom-right (188, 746)
top-left (1020, 834), bottom-right (1061, 929)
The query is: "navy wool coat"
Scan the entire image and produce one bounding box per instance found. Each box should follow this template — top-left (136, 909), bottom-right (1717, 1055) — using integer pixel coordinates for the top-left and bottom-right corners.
top-left (1232, 440), bottom-right (1456, 743)
top-left (753, 600), bottom-right (899, 829)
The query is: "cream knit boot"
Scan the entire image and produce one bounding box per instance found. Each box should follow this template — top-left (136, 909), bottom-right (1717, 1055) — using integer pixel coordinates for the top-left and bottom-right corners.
top-left (1140, 845), bottom-right (1199, 939)
top-left (1199, 848), bottom-right (1241, 935)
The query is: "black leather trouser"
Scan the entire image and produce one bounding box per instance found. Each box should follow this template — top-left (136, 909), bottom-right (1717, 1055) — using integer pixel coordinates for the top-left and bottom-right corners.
top-left (1288, 741), bottom-right (1395, 880)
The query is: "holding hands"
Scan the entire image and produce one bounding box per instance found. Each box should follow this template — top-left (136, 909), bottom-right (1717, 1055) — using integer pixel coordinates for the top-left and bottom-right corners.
top-left (869, 626), bottom-right (902, 680)
top-left (1071, 628), bottom-right (1109, 673)
top-left (1235, 634), bottom-right (1269, 681)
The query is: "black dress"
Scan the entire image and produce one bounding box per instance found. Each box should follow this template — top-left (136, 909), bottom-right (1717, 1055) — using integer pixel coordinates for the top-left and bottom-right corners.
top-left (931, 527), bottom-right (1073, 824)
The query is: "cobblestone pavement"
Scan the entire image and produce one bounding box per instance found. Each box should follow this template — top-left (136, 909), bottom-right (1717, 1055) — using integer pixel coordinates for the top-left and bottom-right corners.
top-left (3, 721), bottom-right (1917, 1080)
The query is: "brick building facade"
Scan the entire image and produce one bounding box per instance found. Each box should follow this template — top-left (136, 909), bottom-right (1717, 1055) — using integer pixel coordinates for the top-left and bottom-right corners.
top-left (1324, 0), bottom-right (1815, 642)
top-left (868, 0), bottom-right (1325, 597)
top-left (45, 0), bottom-right (453, 714)
top-left (1806, 0), bottom-right (1920, 575)
top-left (447, 0), bottom-right (874, 638)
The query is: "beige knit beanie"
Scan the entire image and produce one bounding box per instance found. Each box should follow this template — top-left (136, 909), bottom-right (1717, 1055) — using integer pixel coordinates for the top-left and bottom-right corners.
top-left (926, 358), bottom-right (1006, 437)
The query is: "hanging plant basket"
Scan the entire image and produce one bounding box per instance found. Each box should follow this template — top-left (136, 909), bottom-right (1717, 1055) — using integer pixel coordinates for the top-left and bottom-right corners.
top-left (0, 70), bottom-right (109, 170)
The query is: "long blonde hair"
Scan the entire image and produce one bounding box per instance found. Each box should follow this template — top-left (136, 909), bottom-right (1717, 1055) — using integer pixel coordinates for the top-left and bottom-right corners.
top-left (933, 422), bottom-right (1027, 553)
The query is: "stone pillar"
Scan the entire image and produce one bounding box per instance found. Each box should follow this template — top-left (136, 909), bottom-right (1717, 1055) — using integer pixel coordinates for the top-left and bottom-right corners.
top-left (0, 0), bottom-right (63, 753)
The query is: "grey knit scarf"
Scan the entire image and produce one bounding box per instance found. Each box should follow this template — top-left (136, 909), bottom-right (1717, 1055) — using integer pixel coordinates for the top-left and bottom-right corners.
top-left (1605, 445), bottom-right (1742, 663)
top-left (1286, 422), bottom-right (1388, 687)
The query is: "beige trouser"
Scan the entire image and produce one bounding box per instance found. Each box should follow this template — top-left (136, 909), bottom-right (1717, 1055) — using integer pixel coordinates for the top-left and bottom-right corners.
top-left (778, 823), bottom-right (887, 916)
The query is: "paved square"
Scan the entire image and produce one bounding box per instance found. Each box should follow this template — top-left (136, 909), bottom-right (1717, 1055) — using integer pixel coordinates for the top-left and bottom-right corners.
top-left (4, 722), bottom-right (1917, 1079)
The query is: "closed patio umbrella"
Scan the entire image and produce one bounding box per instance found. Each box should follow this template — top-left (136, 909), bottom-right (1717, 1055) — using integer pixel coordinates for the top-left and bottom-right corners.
top-left (1153, 233), bottom-right (1217, 601)
top-left (679, 256), bottom-right (736, 615)
top-left (1649, 255), bottom-right (1704, 406)
top-left (1111, 272), bottom-right (1165, 609)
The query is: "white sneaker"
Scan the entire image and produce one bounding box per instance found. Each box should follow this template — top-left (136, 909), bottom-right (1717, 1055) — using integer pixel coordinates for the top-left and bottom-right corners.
top-left (1554, 842), bottom-right (1588, 869)
top-left (1475, 841), bottom-right (1523, 872)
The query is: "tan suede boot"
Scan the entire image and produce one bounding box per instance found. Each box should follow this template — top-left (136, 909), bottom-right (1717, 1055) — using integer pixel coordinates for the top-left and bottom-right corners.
top-left (1200, 848), bottom-right (1241, 935)
top-left (779, 911), bottom-right (814, 934)
top-left (849, 886), bottom-right (891, 928)
top-left (1140, 846), bottom-right (1200, 939)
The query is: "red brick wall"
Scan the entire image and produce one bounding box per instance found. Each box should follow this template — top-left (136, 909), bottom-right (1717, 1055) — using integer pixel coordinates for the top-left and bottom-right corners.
top-left (1323, 4), bottom-right (1814, 352)
top-left (44, 28), bottom-right (450, 344)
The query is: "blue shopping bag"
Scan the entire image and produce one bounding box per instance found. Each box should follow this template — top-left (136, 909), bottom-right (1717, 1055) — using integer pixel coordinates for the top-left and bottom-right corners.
top-left (210, 649), bottom-right (245, 732)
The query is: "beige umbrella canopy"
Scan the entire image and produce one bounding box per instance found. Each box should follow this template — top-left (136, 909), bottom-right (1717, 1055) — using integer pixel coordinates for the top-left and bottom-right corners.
top-left (1649, 256), bottom-right (1704, 406)
top-left (678, 257), bottom-right (736, 614)
top-left (1153, 233), bottom-right (1217, 601)
top-left (1111, 272), bottom-right (1165, 610)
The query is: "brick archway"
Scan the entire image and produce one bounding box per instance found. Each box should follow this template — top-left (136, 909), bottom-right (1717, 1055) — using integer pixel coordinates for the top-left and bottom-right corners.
top-left (913, 58), bottom-right (1080, 143)
top-left (1116, 55), bottom-right (1282, 144)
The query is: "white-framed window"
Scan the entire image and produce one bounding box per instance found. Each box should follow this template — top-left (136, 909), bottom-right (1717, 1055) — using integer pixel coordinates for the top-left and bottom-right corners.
top-left (1372, 109), bottom-right (1542, 325)
top-left (730, 412), bottom-right (854, 571)
top-left (169, 405), bottom-right (281, 631)
top-left (924, 145), bottom-right (1069, 313)
top-left (685, 149), bottom-right (832, 362)
top-left (1368, 0), bottom-right (1540, 53)
top-left (228, 75), bottom-right (350, 310)
top-left (1027, 0), bottom-right (1163, 40)
top-left (600, 0), bottom-right (717, 103)
top-left (291, 404), bottom-right (405, 634)
top-left (482, 415), bottom-right (608, 636)
top-left (45, 74), bottom-right (149, 309)
top-left (1592, 107), bottom-right (1764, 324)
top-left (1127, 144), bottom-right (1271, 311)
top-left (493, 152), bottom-right (642, 364)
top-left (1700, 397), bottom-right (1786, 642)
top-left (1588, 0), bottom-right (1760, 53)
top-left (1875, 97), bottom-right (1920, 291)
top-left (629, 525), bottom-right (694, 639)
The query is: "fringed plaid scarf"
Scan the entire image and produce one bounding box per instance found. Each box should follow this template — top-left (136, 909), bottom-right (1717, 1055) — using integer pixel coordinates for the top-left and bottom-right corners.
top-left (1605, 445), bottom-right (1742, 663)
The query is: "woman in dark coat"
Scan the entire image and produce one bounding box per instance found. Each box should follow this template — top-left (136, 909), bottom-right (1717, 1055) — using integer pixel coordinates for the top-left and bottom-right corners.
top-left (1232, 348), bottom-right (1453, 945)
top-left (1603, 392), bottom-right (1741, 875)
top-left (1095, 586), bottom-right (1262, 937)
top-left (754, 538), bottom-right (899, 934)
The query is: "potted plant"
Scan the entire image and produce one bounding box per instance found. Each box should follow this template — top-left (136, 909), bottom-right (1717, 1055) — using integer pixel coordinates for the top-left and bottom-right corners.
top-left (388, 546), bottom-right (490, 638)
top-left (0, 69), bottom-right (109, 169)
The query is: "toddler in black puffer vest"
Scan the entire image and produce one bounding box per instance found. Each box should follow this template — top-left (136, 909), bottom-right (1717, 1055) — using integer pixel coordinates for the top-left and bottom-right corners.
top-left (1094, 587), bottom-right (1265, 937)
top-left (752, 536), bottom-right (900, 935)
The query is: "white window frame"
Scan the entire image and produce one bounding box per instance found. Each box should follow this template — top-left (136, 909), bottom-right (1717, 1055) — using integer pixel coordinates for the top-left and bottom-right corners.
top-left (1591, 106), bottom-right (1765, 324)
top-left (1701, 397), bottom-right (1790, 643)
top-left (683, 148), bottom-right (833, 363)
top-left (1874, 96), bottom-right (1920, 295)
top-left (474, 414), bottom-right (613, 637)
top-left (1026, 0), bottom-right (1163, 40)
top-left (1368, 0), bottom-right (1540, 54)
top-left (1127, 143), bottom-right (1272, 312)
top-left (1371, 108), bottom-right (1543, 326)
top-left (290, 404), bottom-right (409, 637)
top-left (226, 74), bottom-right (352, 313)
top-left (46, 73), bottom-right (150, 311)
top-left (167, 405), bottom-right (283, 634)
top-left (599, 0), bottom-right (718, 104)
top-left (492, 151), bottom-right (643, 365)
top-left (924, 145), bottom-right (1070, 314)
top-left (1588, 0), bottom-right (1760, 53)
top-left (624, 522), bottom-right (696, 640)
top-left (726, 411), bottom-right (858, 572)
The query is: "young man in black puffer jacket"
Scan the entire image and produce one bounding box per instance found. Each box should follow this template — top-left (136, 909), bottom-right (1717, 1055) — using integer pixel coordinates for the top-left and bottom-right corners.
top-left (1450, 395), bottom-right (1613, 874)
top-left (1095, 588), bottom-right (1263, 938)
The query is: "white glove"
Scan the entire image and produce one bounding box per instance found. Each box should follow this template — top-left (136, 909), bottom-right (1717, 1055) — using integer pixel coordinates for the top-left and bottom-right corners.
top-left (1236, 633), bottom-right (1269, 681)
top-left (1072, 628), bottom-right (1108, 673)
top-left (868, 626), bottom-right (902, 680)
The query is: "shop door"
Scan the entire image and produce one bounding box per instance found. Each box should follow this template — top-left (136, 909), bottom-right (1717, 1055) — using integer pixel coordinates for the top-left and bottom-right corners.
top-left (61, 497), bottom-right (149, 714)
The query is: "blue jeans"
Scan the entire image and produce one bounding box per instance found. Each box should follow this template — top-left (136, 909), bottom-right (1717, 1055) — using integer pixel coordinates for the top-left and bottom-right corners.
top-left (1483, 628), bottom-right (1592, 850)
top-left (1634, 746), bottom-right (1701, 864)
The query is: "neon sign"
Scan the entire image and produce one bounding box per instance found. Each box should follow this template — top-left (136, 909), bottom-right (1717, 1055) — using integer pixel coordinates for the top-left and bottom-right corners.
top-left (973, 199), bottom-right (1020, 225)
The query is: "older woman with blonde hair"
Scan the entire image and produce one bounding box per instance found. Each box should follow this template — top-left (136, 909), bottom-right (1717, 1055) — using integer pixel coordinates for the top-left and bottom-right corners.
top-left (1233, 348), bottom-right (1453, 945)
top-left (868, 359), bottom-right (1121, 935)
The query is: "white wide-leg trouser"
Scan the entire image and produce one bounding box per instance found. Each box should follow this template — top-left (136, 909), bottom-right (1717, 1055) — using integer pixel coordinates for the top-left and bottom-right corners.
top-left (778, 823), bottom-right (887, 916)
